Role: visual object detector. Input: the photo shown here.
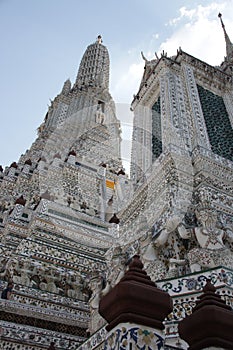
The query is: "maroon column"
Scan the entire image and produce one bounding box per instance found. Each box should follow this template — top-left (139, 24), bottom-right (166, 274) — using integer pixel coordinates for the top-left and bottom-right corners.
top-left (179, 279), bottom-right (233, 350)
top-left (99, 255), bottom-right (173, 331)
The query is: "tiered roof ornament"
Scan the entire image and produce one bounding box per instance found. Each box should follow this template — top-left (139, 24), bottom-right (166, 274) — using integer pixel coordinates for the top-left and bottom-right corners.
top-left (99, 255), bottom-right (173, 331)
top-left (61, 79), bottom-right (71, 95)
top-left (179, 279), bottom-right (233, 349)
top-left (97, 34), bottom-right (103, 44)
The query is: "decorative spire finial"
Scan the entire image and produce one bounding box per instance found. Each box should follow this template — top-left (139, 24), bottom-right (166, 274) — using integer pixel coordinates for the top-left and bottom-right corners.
top-left (97, 35), bottom-right (102, 44)
top-left (218, 13), bottom-right (233, 62)
top-left (141, 51), bottom-right (148, 62)
top-left (155, 52), bottom-right (159, 60)
top-left (179, 278), bottom-right (233, 349)
top-left (218, 12), bottom-right (224, 28)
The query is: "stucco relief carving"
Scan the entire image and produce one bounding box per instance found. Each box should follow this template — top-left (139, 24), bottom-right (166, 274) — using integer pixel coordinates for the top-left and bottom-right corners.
top-left (188, 203), bottom-right (233, 272)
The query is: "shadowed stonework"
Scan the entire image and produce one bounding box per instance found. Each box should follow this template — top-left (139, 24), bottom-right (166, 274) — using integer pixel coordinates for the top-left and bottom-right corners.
top-left (152, 97), bottom-right (162, 161)
top-left (197, 84), bottom-right (233, 161)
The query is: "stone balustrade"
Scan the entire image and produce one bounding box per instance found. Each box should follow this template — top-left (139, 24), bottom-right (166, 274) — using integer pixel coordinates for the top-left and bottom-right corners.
top-left (1, 320), bottom-right (86, 349)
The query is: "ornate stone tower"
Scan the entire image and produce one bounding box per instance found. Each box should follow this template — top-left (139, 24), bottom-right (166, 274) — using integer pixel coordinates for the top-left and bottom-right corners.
top-left (0, 37), bottom-right (129, 349)
top-left (1, 16), bottom-right (233, 350)
top-left (113, 14), bottom-right (233, 349)
top-left (23, 35), bottom-right (121, 166)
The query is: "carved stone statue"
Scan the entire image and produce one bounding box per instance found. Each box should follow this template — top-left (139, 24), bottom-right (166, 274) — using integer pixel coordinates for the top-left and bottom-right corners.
top-left (0, 255), bottom-right (13, 280)
top-left (18, 260), bottom-right (31, 286)
top-left (12, 259), bottom-right (30, 286)
top-left (188, 204), bottom-right (233, 272)
top-left (88, 273), bottom-right (105, 334)
top-left (66, 273), bottom-right (82, 299)
top-left (152, 215), bottom-right (190, 274)
top-left (153, 215), bottom-right (190, 248)
top-left (141, 241), bottom-right (167, 281)
top-left (167, 258), bottom-right (186, 278)
top-left (38, 265), bottom-right (58, 294)
top-left (44, 267), bottom-right (59, 293)
top-left (101, 245), bottom-right (126, 296)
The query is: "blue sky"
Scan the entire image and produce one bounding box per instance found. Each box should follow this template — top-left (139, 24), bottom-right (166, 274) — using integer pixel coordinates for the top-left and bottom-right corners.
top-left (0, 0), bottom-right (232, 168)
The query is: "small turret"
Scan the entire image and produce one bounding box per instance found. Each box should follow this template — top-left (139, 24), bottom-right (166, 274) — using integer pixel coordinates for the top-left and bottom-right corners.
top-left (66, 150), bottom-right (77, 165)
top-left (179, 279), bottom-right (233, 349)
top-left (24, 159), bottom-right (32, 166)
top-left (100, 255), bottom-right (173, 330)
top-left (109, 213), bottom-right (120, 224)
top-left (15, 195), bottom-right (26, 206)
top-left (61, 79), bottom-right (71, 96)
top-left (10, 162), bottom-right (18, 169)
top-left (22, 159), bottom-right (32, 175)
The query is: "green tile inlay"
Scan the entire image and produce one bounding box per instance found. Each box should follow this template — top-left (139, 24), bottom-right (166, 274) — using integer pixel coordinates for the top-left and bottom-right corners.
top-left (197, 85), bottom-right (233, 161)
top-left (152, 97), bottom-right (162, 161)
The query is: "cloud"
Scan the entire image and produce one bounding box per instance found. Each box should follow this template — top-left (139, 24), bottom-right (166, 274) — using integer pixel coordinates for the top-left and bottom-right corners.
top-left (152, 33), bottom-right (159, 40)
top-left (168, 6), bottom-right (196, 26)
top-left (111, 64), bottom-right (142, 172)
top-left (159, 20), bottom-right (225, 65)
top-left (111, 60), bottom-right (144, 104)
top-left (112, 1), bottom-right (233, 108)
top-left (162, 2), bottom-right (233, 65)
top-left (168, 2), bottom-right (224, 26)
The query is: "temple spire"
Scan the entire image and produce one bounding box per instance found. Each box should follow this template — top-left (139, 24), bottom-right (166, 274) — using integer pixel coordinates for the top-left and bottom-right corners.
top-left (75, 35), bottom-right (110, 89)
top-left (218, 13), bottom-right (233, 62)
